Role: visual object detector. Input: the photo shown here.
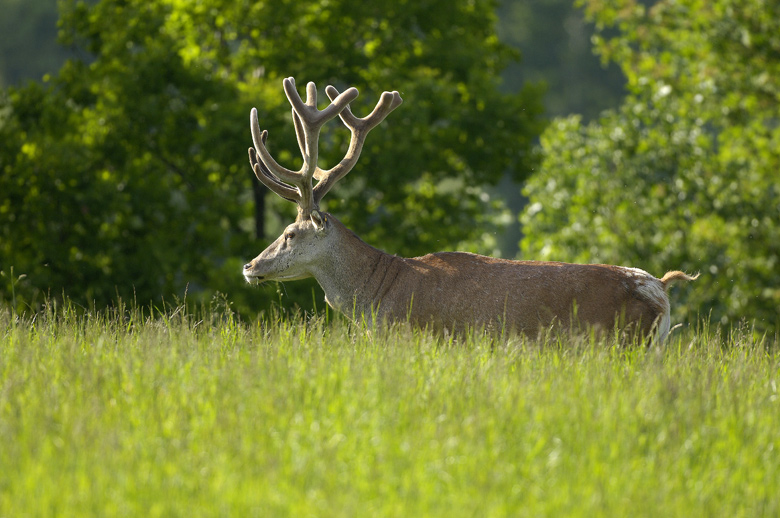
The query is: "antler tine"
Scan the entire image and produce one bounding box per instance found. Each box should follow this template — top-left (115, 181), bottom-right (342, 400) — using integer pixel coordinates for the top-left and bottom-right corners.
top-left (282, 77), bottom-right (359, 189)
top-left (305, 81), bottom-right (318, 107)
top-left (292, 109), bottom-right (306, 161)
top-left (250, 107), bottom-right (303, 186)
top-left (329, 87), bottom-right (404, 130)
top-left (248, 146), bottom-right (300, 204)
top-left (282, 77), bottom-right (359, 129)
top-left (313, 86), bottom-right (403, 204)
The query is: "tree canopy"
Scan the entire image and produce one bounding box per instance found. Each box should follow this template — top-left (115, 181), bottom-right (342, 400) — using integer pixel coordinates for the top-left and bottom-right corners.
top-left (521, 0), bottom-right (780, 332)
top-left (0, 0), bottom-right (544, 314)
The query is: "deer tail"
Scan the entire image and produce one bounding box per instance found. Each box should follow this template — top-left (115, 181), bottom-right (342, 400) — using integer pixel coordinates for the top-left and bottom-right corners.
top-left (660, 271), bottom-right (699, 291)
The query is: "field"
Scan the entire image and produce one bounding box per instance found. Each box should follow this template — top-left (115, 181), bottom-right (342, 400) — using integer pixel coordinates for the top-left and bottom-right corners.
top-left (1, 303), bottom-right (778, 517)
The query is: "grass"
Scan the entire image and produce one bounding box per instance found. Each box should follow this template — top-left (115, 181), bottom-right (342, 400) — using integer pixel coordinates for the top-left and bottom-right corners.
top-left (1, 302), bottom-right (778, 517)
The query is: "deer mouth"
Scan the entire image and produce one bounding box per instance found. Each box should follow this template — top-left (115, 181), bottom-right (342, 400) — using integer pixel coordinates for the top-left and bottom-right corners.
top-left (243, 264), bottom-right (265, 284)
top-left (243, 261), bottom-right (264, 282)
top-left (243, 273), bottom-right (264, 284)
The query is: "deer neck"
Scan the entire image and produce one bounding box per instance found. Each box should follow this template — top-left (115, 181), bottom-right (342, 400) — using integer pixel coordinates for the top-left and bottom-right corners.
top-left (308, 218), bottom-right (396, 319)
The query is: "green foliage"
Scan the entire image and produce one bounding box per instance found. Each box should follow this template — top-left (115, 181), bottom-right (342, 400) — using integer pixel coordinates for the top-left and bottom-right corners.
top-left (1, 304), bottom-right (778, 515)
top-left (522, 0), bottom-right (780, 331)
top-left (0, 0), bottom-right (544, 314)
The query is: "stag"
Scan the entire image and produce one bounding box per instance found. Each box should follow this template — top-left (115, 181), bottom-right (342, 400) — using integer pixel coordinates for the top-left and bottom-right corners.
top-left (243, 77), bottom-right (697, 341)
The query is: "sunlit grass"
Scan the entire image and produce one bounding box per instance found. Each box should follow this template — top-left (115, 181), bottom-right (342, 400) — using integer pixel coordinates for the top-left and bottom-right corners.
top-left (1, 302), bottom-right (778, 517)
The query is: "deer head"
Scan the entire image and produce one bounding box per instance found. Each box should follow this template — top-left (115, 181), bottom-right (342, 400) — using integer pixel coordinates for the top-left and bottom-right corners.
top-left (243, 77), bottom-right (402, 284)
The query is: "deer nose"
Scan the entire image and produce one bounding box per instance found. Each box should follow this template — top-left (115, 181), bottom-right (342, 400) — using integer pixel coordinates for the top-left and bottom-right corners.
top-left (243, 262), bottom-right (253, 270)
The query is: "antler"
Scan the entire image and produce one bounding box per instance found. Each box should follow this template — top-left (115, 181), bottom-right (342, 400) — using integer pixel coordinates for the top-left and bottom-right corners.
top-left (313, 85), bottom-right (403, 206)
top-left (249, 77), bottom-right (403, 220)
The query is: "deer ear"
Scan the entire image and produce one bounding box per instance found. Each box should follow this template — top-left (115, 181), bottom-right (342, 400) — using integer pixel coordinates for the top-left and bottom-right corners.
top-left (310, 210), bottom-right (328, 231)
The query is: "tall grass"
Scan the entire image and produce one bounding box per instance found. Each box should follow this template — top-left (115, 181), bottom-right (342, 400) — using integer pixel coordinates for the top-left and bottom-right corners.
top-left (1, 302), bottom-right (778, 517)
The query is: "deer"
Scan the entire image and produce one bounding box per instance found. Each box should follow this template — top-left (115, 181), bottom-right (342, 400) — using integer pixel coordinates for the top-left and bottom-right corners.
top-left (242, 77), bottom-right (697, 341)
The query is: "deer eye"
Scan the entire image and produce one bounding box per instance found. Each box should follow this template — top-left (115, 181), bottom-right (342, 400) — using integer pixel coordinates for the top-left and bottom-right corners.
top-left (285, 232), bottom-right (296, 240)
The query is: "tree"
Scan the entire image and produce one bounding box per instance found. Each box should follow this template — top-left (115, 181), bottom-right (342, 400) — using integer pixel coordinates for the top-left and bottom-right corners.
top-left (521, 0), bottom-right (780, 332)
top-left (0, 0), bottom-right (544, 314)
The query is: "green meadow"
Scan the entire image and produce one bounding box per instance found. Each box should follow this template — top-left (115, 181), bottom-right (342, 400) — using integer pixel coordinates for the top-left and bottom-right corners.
top-left (1, 303), bottom-right (778, 517)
